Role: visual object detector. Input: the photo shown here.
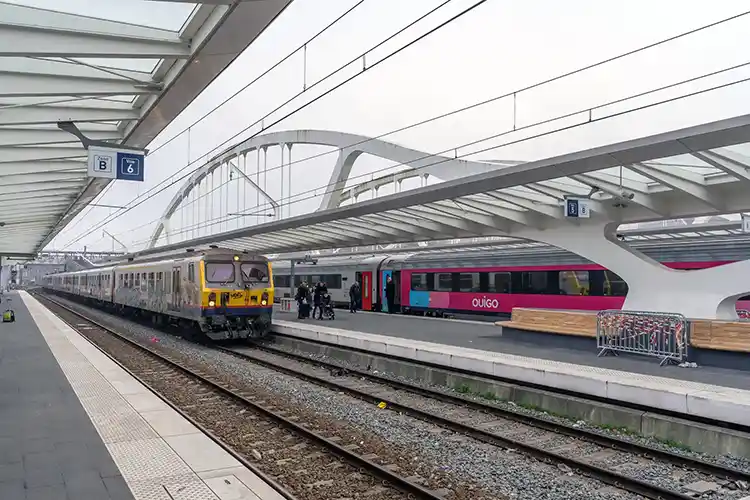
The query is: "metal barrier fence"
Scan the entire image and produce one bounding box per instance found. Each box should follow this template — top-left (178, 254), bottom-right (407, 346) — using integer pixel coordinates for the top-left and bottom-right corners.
top-left (279, 297), bottom-right (297, 313)
top-left (596, 310), bottom-right (688, 366)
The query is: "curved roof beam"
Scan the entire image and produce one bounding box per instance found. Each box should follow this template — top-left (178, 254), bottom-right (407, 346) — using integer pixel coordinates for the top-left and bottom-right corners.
top-left (196, 129), bottom-right (514, 210)
top-left (147, 155), bottom-right (278, 248)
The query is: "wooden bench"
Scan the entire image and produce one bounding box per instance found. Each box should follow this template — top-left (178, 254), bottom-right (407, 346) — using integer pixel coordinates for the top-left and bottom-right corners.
top-left (690, 319), bottom-right (750, 353)
top-left (496, 308), bottom-right (597, 338)
top-left (498, 308), bottom-right (750, 353)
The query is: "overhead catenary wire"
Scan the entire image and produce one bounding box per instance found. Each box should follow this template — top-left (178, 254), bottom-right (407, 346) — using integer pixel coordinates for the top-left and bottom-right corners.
top-left (63, 6), bottom-right (750, 249)
top-left (146, 0), bottom-right (369, 159)
top-left (60, 0), bottom-right (481, 249)
top-left (131, 67), bottom-right (750, 249)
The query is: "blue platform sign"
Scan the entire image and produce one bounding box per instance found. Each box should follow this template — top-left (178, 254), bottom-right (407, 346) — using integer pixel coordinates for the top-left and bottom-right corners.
top-left (117, 152), bottom-right (144, 181)
top-left (88, 146), bottom-right (145, 182)
top-left (564, 198), bottom-right (590, 218)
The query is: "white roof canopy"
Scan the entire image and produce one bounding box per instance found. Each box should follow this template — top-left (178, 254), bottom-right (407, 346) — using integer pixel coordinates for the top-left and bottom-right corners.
top-left (0, 0), bottom-right (293, 258)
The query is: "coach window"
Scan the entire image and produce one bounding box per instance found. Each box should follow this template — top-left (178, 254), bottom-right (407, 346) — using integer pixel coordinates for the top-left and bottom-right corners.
top-left (148, 273), bottom-right (155, 291)
top-left (410, 273), bottom-right (429, 291)
top-left (458, 273), bottom-right (481, 293)
top-left (188, 263), bottom-right (195, 283)
top-left (324, 274), bottom-right (341, 289)
top-left (435, 273), bottom-right (452, 292)
top-left (157, 272), bottom-right (163, 292)
top-left (515, 271), bottom-right (552, 294)
top-left (274, 275), bottom-right (289, 288)
top-left (559, 270), bottom-right (590, 295)
top-left (281, 275), bottom-right (291, 288)
top-left (141, 273), bottom-right (147, 291)
top-left (603, 270), bottom-right (628, 296)
top-left (488, 272), bottom-right (511, 293)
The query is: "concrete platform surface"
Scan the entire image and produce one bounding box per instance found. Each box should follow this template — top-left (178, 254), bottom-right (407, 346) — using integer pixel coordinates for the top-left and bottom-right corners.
top-left (274, 310), bottom-right (750, 390)
top-left (272, 316), bottom-right (750, 427)
top-left (7, 291), bottom-right (286, 500)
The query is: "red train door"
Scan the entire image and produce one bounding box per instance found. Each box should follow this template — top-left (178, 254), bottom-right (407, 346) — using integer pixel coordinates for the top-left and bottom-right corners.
top-left (361, 272), bottom-right (373, 310)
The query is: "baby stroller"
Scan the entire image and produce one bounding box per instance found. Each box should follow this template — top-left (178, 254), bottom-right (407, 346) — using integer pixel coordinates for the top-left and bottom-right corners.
top-left (321, 293), bottom-right (335, 320)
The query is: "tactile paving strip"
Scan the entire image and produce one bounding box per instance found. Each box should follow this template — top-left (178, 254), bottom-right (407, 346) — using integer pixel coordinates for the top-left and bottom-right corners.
top-left (127, 474), bottom-right (221, 500)
top-left (22, 294), bottom-right (220, 500)
top-left (107, 439), bottom-right (194, 480)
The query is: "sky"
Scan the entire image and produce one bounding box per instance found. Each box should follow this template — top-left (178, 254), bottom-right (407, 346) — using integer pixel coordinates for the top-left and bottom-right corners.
top-left (37, 0), bottom-right (750, 252)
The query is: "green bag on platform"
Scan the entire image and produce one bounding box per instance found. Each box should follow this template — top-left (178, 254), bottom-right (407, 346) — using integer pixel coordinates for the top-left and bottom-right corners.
top-left (2, 310), bottom-right (14, 323)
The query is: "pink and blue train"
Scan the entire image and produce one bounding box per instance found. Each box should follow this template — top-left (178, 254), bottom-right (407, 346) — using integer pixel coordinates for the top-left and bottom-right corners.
top-left (270, 240), bottom-right (750, 317)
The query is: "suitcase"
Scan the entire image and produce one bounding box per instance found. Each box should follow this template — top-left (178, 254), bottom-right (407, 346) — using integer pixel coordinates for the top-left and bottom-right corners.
top-left (2, 310), bottom-right (15, 323)
top-left (298, 302), bottom-right (310, 319)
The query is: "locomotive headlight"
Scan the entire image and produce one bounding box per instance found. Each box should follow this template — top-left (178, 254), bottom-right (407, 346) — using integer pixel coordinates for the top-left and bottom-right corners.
top-left (208, 300), bottom-right (216, 307)
top-left (261, 299), bottom-right (267, 306)
top-left (233, 255), bottom-right (240, 261)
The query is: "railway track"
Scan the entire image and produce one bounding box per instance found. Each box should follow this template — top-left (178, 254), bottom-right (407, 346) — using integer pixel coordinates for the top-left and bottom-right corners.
top-left (33, 292), bottom-right (460, 500)
top-left (217, 341), bottom-right (750, 500)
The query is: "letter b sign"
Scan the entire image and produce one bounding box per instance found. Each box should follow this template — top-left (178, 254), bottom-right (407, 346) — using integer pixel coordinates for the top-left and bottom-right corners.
top-left (95, 155), bottom-right (112, 173)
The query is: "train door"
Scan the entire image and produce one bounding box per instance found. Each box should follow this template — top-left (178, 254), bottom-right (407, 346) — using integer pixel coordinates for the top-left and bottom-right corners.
top-left (381, 269), bottom-right (393, 312)
top-left (109, 271), bottom-right (116, 302)
top-left (393, 271), bottom-right (401, 307)
top-left (360, 271), bottom-right (373, 310)
top-left (169, 266), bottom-right (181, 311)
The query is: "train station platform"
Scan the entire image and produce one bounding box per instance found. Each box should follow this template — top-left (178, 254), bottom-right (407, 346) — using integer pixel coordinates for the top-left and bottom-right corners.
top-left (0, 291), bottom-right (285, 500)
top-left (271, 312), bottom-right (750, 428)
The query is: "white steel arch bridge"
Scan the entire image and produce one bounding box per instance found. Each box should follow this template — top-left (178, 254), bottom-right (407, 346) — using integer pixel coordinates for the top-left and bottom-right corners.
top-left (147, 129), bottom-right (523, 248)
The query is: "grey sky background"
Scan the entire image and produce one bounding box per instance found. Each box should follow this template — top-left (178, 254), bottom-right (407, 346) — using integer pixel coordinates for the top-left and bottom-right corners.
top-left (37, 0), bottom-right (750, 251)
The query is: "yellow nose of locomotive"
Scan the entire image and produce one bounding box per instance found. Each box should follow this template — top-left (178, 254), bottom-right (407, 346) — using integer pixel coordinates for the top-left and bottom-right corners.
top-left (203, 288), bottom-right (272, 309)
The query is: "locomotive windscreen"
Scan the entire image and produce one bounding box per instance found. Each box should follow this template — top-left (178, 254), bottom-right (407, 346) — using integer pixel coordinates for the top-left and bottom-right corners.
top-left (241, 263), bottom-right (269, 284)
top-left (205, 262), bottom-right (235, 283)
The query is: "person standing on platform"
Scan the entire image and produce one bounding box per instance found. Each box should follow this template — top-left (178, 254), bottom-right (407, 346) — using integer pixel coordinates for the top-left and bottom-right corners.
top-left (313, 281), bottom-right (328, 320)
top-left (295, 281), bottom-right (309, 319)
top-left (385, 275), bottom-right (395, 314)
top-left (349, 280), bottom-right (360, 313)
